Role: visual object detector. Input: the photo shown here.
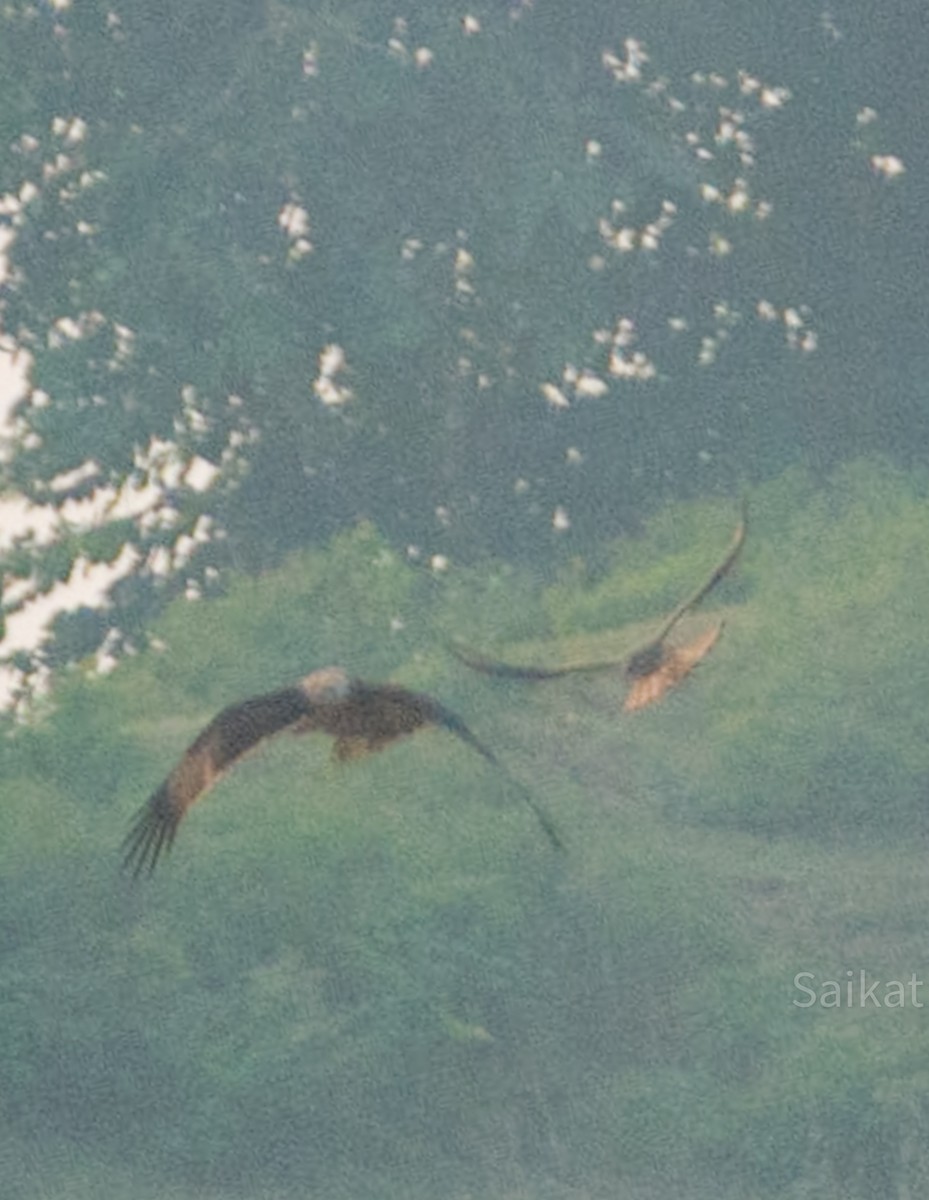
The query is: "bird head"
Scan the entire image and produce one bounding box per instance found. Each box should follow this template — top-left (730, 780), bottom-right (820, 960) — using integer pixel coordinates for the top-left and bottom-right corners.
top-left (299, 666), bottom-right (352, 704)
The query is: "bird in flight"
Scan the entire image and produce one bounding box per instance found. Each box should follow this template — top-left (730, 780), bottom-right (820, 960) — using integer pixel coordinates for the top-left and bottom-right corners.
top-left (122, 666), bottom-right (562, 875)
top-left (450, 501), bottom-right (747, 712)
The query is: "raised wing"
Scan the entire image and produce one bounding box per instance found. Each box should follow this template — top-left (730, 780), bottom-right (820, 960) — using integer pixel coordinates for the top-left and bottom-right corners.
top-left (449, 502), bottom-right (746, 690)
top-left (648, 499), bottom-right (747, 647)
top-left (123, 687), bottom-right (312, 876)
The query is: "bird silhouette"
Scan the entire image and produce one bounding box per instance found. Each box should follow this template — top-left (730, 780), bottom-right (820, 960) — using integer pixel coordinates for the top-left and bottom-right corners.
top-left (123, 666), bottom-right (562, 875)
top-left (450, 501), bottom-right (746, 711)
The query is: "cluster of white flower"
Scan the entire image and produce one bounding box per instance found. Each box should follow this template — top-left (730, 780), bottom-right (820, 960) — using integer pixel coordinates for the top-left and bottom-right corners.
top-left (385, 17), bottom-right (435, 69)
top-left (755, 301), bottom-right (818, 354)
top-left (312, 343), bottom-right (354, 407)
top-left (277, 200), bottom-right (313, 262)
top-left (856, 107), bottom-right (906, 180)
top-left (597, 197), bottom-right (678, 257)
top-left (598, 318), bottom-right (658, 381)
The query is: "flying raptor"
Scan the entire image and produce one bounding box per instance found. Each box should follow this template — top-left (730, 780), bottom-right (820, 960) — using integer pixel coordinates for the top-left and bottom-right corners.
top-left (450, 502), bottom-right (747, 711)
top-left (122, 666), bottom-right (562, 875)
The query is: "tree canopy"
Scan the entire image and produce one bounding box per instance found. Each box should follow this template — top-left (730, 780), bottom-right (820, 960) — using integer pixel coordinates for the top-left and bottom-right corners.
top-left (1, 0), bottom-right (918, 683)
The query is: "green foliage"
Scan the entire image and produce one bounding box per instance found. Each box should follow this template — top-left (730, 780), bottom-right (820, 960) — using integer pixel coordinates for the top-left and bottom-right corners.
top-left (430, 559), bottom-right (553, 648)
top-left (3, 675), bottom-right (150, 807)
top-left (641, 460), bottom-right (929, 841)
top-left (144, 521), bottom-right (420, 701)
top-left (4, 464), bottom-right (929, 1196)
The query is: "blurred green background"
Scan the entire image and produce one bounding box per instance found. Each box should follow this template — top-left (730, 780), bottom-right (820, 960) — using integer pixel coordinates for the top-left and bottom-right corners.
top-left (2, 1), bottom-right (928, 1196)
top-left (5, 465), bottom-right (929, 1197)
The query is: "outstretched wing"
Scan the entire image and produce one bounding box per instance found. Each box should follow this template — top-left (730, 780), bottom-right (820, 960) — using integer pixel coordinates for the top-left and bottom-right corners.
top-left (420, 692), bottom-right (565, 852)
top-left (448, 640), bottom-right (624, 682)
top-left (450, 502), bottom-right (746, 689)
top-left (648, 499), bottom-right (747, 646)
top-left (123, 687), bottom-right (312, 876)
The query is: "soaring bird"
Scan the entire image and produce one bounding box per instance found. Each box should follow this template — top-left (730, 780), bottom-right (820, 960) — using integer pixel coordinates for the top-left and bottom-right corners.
top-left (122, 666), bottom-right (562, 874)
top-left (450, 501), bottom-right (747, 712)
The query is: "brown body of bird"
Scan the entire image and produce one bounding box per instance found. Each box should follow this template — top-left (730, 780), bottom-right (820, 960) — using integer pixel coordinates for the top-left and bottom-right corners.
top-left (123, 666), bottom-right (562, 875)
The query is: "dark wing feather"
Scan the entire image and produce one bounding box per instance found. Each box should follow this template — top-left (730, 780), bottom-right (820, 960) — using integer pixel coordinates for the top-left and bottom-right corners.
top-left (448, 640), bottom-right (624, 682)
top-left (650, 499), bottom-right (747, 645)
top-left (418, 691), bottom-right (565, 852)
top-left (123, 687), bottom-right (312, 876)
top-left (623, 502), bottom-right (745, 677)
top-left (450, 501), bottom-right (747, 687)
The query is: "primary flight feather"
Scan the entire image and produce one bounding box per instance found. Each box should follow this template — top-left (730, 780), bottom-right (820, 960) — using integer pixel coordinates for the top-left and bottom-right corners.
top-left (122, 666), bottom-right (562, 875)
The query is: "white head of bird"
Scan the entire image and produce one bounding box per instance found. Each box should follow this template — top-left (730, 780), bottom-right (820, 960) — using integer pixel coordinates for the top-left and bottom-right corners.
top-left (299, 666), bottom-right (352, 704)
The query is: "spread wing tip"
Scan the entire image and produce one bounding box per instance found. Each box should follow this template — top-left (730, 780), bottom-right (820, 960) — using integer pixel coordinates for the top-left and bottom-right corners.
top-left (448, 640), bottom-right (573, 681)
top-left (121, 784), bottom-right (179, 877)
top-left (432, 699), bottom-right (565, 852)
